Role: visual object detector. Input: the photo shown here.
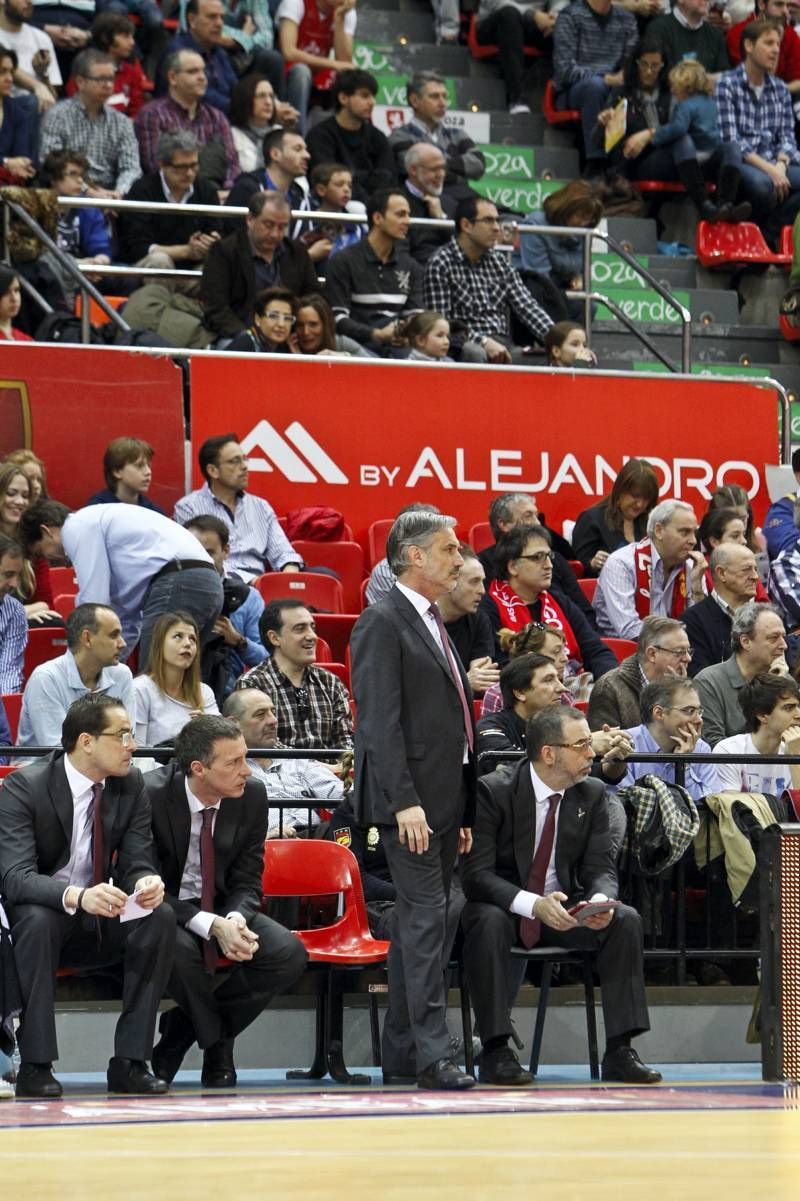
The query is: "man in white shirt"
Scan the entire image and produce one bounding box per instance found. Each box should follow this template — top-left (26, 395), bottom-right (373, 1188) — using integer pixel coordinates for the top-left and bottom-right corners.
top-left (713, 671), bottom-right (800, 793)
top-left (0, 0), bottom-right (61, 110)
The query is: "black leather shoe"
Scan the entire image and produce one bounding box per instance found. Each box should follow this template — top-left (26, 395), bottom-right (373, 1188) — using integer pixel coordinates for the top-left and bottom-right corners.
top-left (417, 1058), bottom-right (476, 1090)
top-left (151, 1009), bottom-right (196, 1084)
top-left (15, 1062), bottom-right (63, 1099)
top-left (107, 1057), bottom-right (169, 1095)
top-left (601, 1047), bottom-right (662, 1085)
top-left (478, 1045), bottom-right (533, 1087)
top-left (382, 1070), bottom-right (417, 1085)
top-left (201, 1038), bottom-right (236, 1088)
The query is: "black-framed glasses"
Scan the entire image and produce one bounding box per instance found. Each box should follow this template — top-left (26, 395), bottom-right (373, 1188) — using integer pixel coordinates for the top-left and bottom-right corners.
top-left (551, 737), bottom-right (594, 752)
top-left (653, 644), bottom-right (693, 660)
top-left (517, 551), bottom-right (554, 565)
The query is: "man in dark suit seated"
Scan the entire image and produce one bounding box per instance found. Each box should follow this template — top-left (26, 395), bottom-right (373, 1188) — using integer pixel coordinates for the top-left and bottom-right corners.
top-left (461, 704), bottom-right (661, 1087)
top-left (0, 694), bottom-right (175, 1099)
top-left (145, 715), bottom-right (307, 1087)
top-left (684, 544), bottom-right (761, 676)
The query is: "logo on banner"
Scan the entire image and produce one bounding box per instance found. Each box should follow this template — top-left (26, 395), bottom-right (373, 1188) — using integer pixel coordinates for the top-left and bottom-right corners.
top-left (240, 419), bottom-right (349, 485)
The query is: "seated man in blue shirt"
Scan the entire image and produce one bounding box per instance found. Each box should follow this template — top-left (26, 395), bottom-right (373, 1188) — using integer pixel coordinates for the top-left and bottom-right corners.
top-left (617, 675), bottom-right (721, 800)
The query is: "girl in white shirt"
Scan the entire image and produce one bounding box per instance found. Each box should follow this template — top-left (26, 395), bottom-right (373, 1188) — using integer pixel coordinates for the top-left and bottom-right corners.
top-left (134, 610), bottom-right (218, 752)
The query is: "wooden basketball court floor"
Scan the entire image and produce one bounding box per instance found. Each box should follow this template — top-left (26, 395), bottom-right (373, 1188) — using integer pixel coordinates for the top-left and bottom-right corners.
top-left (4, 1067), bottom-right (800, 1201)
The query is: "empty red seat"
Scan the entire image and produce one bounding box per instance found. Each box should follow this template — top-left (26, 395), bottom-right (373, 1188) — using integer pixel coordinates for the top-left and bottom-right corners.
top-left (252, 571), bottom-right (344, 614)
top-left (696, 220), bottom-right (791, 269)
top-left (292, 541), bottom-right (364, 614)
top-left (367, 519), bottom-right (394, 568)
top-left (601, 637), bottom-right (637, 662)
top-left (468, 521), bottom-right (494, 552)
top-left (313, 614), bottom-right (358, 663)
top-left (578, 577), bottom-right (598, 603)
top-left (2, 693), bottom-right (22, 741)
top-left (543, 79), bottom-right (579, 125)
top-left (23, 627), bottom-right (67, 680)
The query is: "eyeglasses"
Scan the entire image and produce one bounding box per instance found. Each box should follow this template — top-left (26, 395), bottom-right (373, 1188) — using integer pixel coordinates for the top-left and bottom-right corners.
top-left (666, 705), bottom-right (703, 719)
top-left (551, 737), bottom-right (594, 752)
top-left (517, 551), bottom-right (554, 565)
top-left (99, 730), bottom-right (134, 747)
top-left (473, 216), bottom-right (501, 225)
top-left (86, 74), bottom-right (116, 84)
top-left (168, 161), bottom-right (200, 172)
top-left (653, 644), bottom-right (693, 660)
top-left (294, 686), bottom-right (310, 720)
top-left (263, 311), bottom-right (296, 324)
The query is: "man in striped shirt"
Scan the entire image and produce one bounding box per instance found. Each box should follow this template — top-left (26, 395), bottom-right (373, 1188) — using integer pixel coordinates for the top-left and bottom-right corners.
top-left (0, 534), bottom-right (26, 695)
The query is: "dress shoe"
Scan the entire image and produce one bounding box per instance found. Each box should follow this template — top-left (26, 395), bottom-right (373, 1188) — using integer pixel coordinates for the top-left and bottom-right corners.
top-left (601, 1047), bottom-right (662, 1085)
top-left (417, 1057), bottom-right (476, 1090)
top-left (201, 1038), bottom-right (236, 1088)
top-left (107, 1057), bottom-right (169, 1095)
top-left (478, 1045), bottom-right (533, 1087)
top-left (382, 1070), bottom-right (417, 1085)
top-left (151, 1008), bottom-right (196, 1084)
top-left (15, 1062), bottom-right (63, 1099)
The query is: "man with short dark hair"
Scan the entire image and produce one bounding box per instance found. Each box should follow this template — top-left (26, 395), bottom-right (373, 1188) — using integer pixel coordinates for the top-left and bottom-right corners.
top-left (713, 671), bottom-right (800, 793)
top-left (683, 543), bottom-right (761, 676)
top-left (388, 71), bottom-right (485, 188)
top-left (0, 532), bottom-right (26, 694)
top-left (18, 602), bottom-right (134, 749)
top-left (476, 652), bottom-right (566, 772)
top-left (306, 67), bottom-right (396, 204)
top-left (227, 126), bottom-right (312, 240)
top-left (158, 0), bottom-right (236, 114)
top-left (588, 614), bottom-right (693, 731)
top-left (0, 694), bottom-right (174, 1098)
top-left (145, 714), bottom-right (307, 1087)
top-left (424, 194), bottom-right (553, 362)
top-left (462, 704), bottom-right (659, 1086)
top-left (618, 676), bottom-right (720, 798)
top-left (174, 432), bottom-right (302, 580)
top-left (436, 546), bottom-right (499, 694)
top-left (727, 0), bottom-right (800, 96)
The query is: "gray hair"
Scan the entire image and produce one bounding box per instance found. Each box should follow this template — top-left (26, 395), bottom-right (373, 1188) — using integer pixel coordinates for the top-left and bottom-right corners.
top-left (526, 704), bottom-right (585, 763)
top-left (488, 492), bottom-right (536, 538)
top-left (404, 142), bottom-right (445, 172)
top-left (731, 600), bottom-right (783, 651)
top-left (386, 510), bottom-right (457, 576)
top-left (407, 70), bottom-right (446, 101)
top-left (72, 48), bottom-right (114, 80)
top-left (156, 129), bottom-right (199, 165)
top-left (636, 614), bottom-right (685, 659)
top-left (174, 714), bottom-right (244, 774)
top-left (222, 687), bottom-right (272, 723)
top-left (646, 499), bottom-right (695, 537)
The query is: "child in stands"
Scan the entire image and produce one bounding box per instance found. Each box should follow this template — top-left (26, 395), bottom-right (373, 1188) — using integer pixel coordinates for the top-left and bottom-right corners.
top-left (544, 321), bottom-right (596, 368)
top-left (405, 310), bottom-right (452, 362)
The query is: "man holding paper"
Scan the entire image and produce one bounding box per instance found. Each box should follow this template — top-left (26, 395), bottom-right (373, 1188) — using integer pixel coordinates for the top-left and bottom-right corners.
top-left (461, 704), bottom-right (660, 1086)
top-left (0, 694), bottom-right (175, 1099)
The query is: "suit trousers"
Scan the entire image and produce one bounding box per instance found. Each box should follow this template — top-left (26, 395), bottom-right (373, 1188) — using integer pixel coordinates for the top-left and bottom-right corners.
top-left (462, 900), bottom-right (650, 1046)
top-left (165, 911), bottom-right (308, 1048)
top-left (380, 816), bottom-right (462, 1074)
top-left (9, 901), bottom-right (176, 1064)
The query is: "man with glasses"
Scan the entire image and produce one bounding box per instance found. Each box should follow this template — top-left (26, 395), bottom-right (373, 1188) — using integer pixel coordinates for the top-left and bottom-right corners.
top-left (616, 677), bottom-right (720, 799)
top-left (684, 544), bottom-right (762, 676)
top-left (424, 194), bottom-right (553, 363)
top-left (589, 614), bottom-right (693, 732)
top-left (0, 694), bottom-right (174, 1098)
top-left (462, 703), bottom-right (660, 1085)
top-left (39, 47), bottom-right (141, 198)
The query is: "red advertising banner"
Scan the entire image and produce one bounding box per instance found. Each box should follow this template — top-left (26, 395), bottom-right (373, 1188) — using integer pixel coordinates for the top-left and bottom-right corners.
top-left (190, 357), bottom-right (780, 542)
top-left (0, 345), bottom-right (185, 512)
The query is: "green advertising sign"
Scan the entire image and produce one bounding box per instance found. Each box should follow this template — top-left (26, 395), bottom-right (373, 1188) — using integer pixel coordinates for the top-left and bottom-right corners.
top-left (374, 73), bottom-right (456, 107)
top-left (591, 256), bottom-right (650, 291)
top-left (476, 144), bottom-right (535, 181)
top-left (597, 288), bottom-right (690, 324)
top-left (472, 177), bottom-right (565, 213)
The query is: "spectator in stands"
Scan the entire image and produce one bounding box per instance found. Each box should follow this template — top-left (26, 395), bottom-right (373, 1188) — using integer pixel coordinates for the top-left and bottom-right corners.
top-left (276, 0), bottom-right (356, 133)
top-left (21, 498), bottom-right (224, 665)
top-left (85, 436), bottom-right (166, 513)
top-left (324, 186), bottom-right (423, 356)
top-left (133, 611), bottom-right (219, 749)
top-left (0, 0), bottom-right (62, 113)
top-left (134, 48), bottom-right (240, 192)
top-left (434, 544), bottom-right (499, 694)
top-left (694, 600), bottom-right (788, 744)
top-left (227, 126), bottom-right (312, 242)
top-left (79, 12), bottom-right (147, 117)
top-left (727, 0), bottom-right (800, 99)
top-left (17, 601), bottom-right (134, 749)
top-left (764, 454), bottom-right (800, 559)
top-left (617, 676), bottom-right (720, 798)
top-left (519, 181), bottom-right (603, 321)
top-left (145, 715), bottom-right (306, 1089)
top-left (4, 449), bottom-right (47, 501)
top-left (474, 0), bottom-right (555, 114)
top-left (293, 290), bottom-right (371, 355)
top-left (28, 0), bottom-right (92, 79)
top-left (479, 522), bottom-right (617, 677)
top-left (174, 431), bottom-right (302, 578)
top-left (713, 671), bottom-right (800, 792)
top-left (306, 68), bottom-right (395, 204)
top-left (0, 532), bottom-right (26, 693)
top-left (597, 41), bottom-right (672, 182)
top-left (476, 652), bottom-right (566, 772)
top-left (227, 283), bottom-right (298, 353)
top-left (0, 693), bottom-right (174, 1099)
top-left (405, 309), bottom-right (452, 361)
top-left (38, 151), bottom-right (111, 301)
top-left (684, 543), bottom-right (761, 675)
top-left (365, 502), bottom-right (440, 605)
top-left (235, 597), bottom-right (354, 751)
top-left (388, 71), bottom-right (485, 190)
top-left (647, 0), bottom-right (731, 76)
top-left (160, 0), bottom-right (237, 114)
top-left (223, 686), bottom-right (343, 835)
top-left (572, 458), bottom-right (660, 577)
top-left (698, 504), bottom-right (748, 557)
top-left (303, 162), bottom-right (365, 267)
top-left (399, 143), bottom-right (456, 267)
top-left (588, 614), bottom-right (692, 731)
top-left (228, 74), bottom-right (298, 175)
top-left (199, 191), bottom-right (317, 340)
top-left (717, 18), bottom-right (800, 244)
top-left (0, 266), bottom-right (33, 341)
top-left (0, 47), bottom-right (37, 175)
top-left (481, 621), bottom-right (571, 716)
top-left (215, 0), bottom-right (285, 104)
top-left (544, 321), bottom-right (597, 365)
top-left (709, 483), bottom-right (763, 559)
top-left (0, 461), bottom-right (59, 627)
top-left (118, 130), bottom-right (222, 271)
top-left (552, 0), bottom-right (638, 173)
top-left (595, 499), bottom-right (706, 639)
top-left (425, 195), bottom-right (553, 362)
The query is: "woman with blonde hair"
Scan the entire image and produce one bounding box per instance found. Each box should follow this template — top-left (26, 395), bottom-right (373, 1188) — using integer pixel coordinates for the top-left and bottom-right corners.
top-left (4, 449), bottom-right (48, 503)
top-left (0, 461), bottom-right (60, 625)
top-left (480, 620), bottom-right (571, 716)
top-left (133, 611), bottom-right (218, 750)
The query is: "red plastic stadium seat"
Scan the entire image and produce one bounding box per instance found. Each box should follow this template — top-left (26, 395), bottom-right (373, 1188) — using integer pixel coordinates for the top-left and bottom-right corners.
top-left (467, 13), bottom-right (542, 60)
top-left (601, 637), bottom-right (637, 662)
top-left (2, 693), bottom-right (22, 741)
top-left (473, 698), bottom-right (483, 721)
top-left (780, 313), bottom-right (800, 343)
top-left (252, 571), bottom-right (344, 613)
top-left (48, 566), bottom-right (78, 594)
top-left (468, 521), bottom-right (494, 552)
top-left (53, 593), bottom-right (76, 621)
top-left (313, 636), bottom-right (332, 664)
top-left (24, 627), bottom-right (67, 680)
top-left (367, 519), bottom-right (393, 567)
top-left (695, 220), bottom-right (791, 269)
top-left (292, 540), bottom-right (364, 614)
top-left (567, 559), bottom-right (584, 579)
top-left (544, 79), bottom-right (579, 125)
top-left (0, 765), bottom-right (19, 781)
top-left (578, 577), bottom-right (598, 603)
top-left (780, 224), bottom-right (794, 258)
top-left (359, 578), bottom-right (370, 609)
top-left (313, 614), bottom-right (358, 663)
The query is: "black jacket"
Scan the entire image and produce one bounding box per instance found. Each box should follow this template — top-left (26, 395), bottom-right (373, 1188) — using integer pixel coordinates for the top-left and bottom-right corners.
top-left (480, 586), bottom-right (617, 677)
top-left (683, 595), bottom-right (733, 677)
top-left (476, 707), bottom-right (527, 774)
top-left (571, 500), bottom-right (648, 577)
top-left (118, 173), bottom-right (222, 265)
top-left (402, 185), bottom-right (457, 265)
top-left (306, 114), bottom-right (396, 203)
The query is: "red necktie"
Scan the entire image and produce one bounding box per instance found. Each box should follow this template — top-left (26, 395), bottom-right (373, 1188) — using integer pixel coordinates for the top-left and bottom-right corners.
top-left (519, 794), bottom-right (561, 949)
top-left (429, 603), bottom-right (474, 754)
top-left (90, 782), bottom-right (105, 887)
top-left (200, 807), bottom-right (218, 974)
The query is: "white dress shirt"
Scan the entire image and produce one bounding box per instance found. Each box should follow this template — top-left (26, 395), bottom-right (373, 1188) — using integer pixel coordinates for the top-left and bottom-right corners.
top-left (510, 765), bottom-right (564, 918)
top-left (55, 756), bottom-right (102, 911)
top-left (179, 778), bottom-right (243, 940)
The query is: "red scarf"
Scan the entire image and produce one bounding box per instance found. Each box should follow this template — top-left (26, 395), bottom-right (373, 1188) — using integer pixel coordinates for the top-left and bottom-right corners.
top-left (634, 538), bottom-right (688, 620)
top-left (488, 579), bottom-right (582, 664)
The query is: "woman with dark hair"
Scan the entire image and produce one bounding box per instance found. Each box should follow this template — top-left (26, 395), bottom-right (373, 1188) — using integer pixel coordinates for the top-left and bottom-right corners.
top-left (229, 74), bottom-right (298, 173)
top-left (708, 484), bottom-right (760, 552)
top-left (0, 268), bottom-right (32, 342)
top-left (0, 48), bottom-right (36, 183)
top-left (571, 458), bottom-right (661, 576)
top-left (228, 286), bottom-right (298, 353)
top-left (700, 501), bottom-right (769, 600)
top-left (597, 41), bottom-right (672, 181)
top-left (519, 179), bottom-right (603, 318)
top-left (293, 292), bottom-right (372, 356)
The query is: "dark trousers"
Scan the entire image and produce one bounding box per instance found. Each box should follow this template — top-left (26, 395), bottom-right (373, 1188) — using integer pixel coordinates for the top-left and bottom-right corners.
top-left (476, 8), bottom-right (551, 103)
top-left (380, 817), bottom-right (462, 1074)
top-left (9, 901), bottom-right (176, 1064)
top-left (166, 911), bottom-right (307, 1048)
top-left (462, 900), bottom-right (650, 1046)
top-left (138, 565), bottom-right (224, 668)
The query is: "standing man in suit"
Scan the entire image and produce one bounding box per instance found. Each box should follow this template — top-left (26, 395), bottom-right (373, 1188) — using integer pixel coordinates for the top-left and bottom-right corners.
top-left (0, 695), bottom-right (175, 1099)
top-left (145, 715), bottom-right (307, 1087)
top-left (462, 704), bottom-right (661, 1086)
top-left (350, 509), bottom-right (477, 1090)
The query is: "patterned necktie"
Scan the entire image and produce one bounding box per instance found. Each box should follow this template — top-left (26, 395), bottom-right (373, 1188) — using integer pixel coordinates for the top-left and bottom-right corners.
top-left (200, 807), bottom-right (218, 974)
top-left (90, 782), bottom-right (104, 887)
top-left (519, 794), bottom-right (561, 949)
top-left (428, 603), bottom-right (474, 753)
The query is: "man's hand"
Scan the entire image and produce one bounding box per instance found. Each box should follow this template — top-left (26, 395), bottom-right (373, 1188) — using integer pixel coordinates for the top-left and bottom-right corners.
top-left (423, 193), bottom-right (444, 219)
top-left (211, 916), bottom-right (259, 960)
top-left (214, 615), bottom-right (245, 648)
top-left (133, 875), bottom-right (165, 909)
top-left (533, 891), bottom-right (578, 931)
top-left (590, 550), bottom-right (609, 572)
top-left (458, 827), bottom-right (473, 855)
top-left (372, 321), bottom-right (400, 344)
top-left (80, 882), bottom-right (129, 919)
top-left (783, 724), bottom-right (800, 755)
top-left (533, 10), bottom-right (556, 34)
top-left (582, 893), bottom-right (615, 931)
top-left (688, 549), bottom-right (708, 598)
top-left (275, 100), bottom-right (300, 127)
top-left (267, 824), bottom-right (298, 839)
top-left (483, 336), bottom-right (512, 363)
top-left (671, 722), bottom-right (701, 754)
top-left (3, 156), bottom-right (36, 180)
top-left (187, 231), bottom-right (219, 261)
top-left (765, 160), bottom-right (791, 200)
top-left (396, 805), bottom-right (432, 854)
top-left (25, 602), bottom-right (62, 624)
top-left (307, 237), bottom-right (334, 262)
top-left (591, 725), bottom-right (632, 760)
top-left (467, 656), bottom-right (500, 694)
top-left (86, 185), bottom-right (122, 199)
top-left (32, 80), bottom-right (55, 111)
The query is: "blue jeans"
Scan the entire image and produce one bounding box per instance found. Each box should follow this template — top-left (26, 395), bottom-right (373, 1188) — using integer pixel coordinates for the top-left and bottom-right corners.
top-left (138, 565), bottom-right (223, 669)
top-left (738, 160), bottom-right (800, 219)
top-left (96, 0), bottom-right (164, 27)
top-left (287, 62), bottom-right (313, 134)
top-left (565, 75), bottom-right (613, 163)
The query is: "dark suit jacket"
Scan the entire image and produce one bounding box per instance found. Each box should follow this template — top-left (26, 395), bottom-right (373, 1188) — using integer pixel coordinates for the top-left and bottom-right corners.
top-left (683, 595), bottom-right (732, 677)
top-left (461, 759), bottom-right (617, 910)
top-left (118, 173), bottom-right (222, 265)
top-left (144, 763), bottom-right (267, 928)
top-left (403, 186), bottom-right (457, 266)
top-left (0, 752), bottom-right (156, 909)
top-left (571, 500), bottom-right (647, 577)
top-left (351, 585), bottom-right (477, 830)
top-left (200, 226), bottom-right (318, 338)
